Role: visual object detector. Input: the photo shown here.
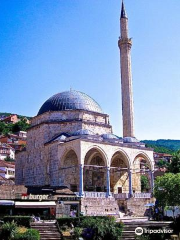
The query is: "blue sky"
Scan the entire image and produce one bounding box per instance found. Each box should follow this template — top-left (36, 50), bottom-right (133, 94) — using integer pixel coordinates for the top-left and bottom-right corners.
top-left (0, 0), bottom-right (180, 140)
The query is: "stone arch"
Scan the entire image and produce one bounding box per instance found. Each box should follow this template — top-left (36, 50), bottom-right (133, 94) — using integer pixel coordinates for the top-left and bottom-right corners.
top-left (133, 152), bottom-right (153, 171)
top-left (84, 145), bottom-right (108, 166)
top-left (59, 149), bottom-right (79, 192)
top-left (110, 149), bottom-right (131, 168)
top-left (132, 152), bottom-right (153, 193)
top-left (83, 147), bottom-right (107, 192)
top-left (60, 147), bottom-right (79, 167)
top-left (110, 151), bottom-right (130, 194)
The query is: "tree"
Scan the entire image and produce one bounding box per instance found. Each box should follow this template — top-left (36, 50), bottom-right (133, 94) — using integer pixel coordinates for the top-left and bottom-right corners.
top-left (12, 119), bottom-right (29, 133)
top-left (154, 173), bottom-right (180, 216)
top-left (0, 122), bottom-right (13, 135)
top-left (141, 175), bottom-right (150, 192)
top-left (157, 159), bottom-right (169, 168)
top-left (4, 156), bottom-right (15, 162)
top-left (167, 150), bottom-right (180, 173)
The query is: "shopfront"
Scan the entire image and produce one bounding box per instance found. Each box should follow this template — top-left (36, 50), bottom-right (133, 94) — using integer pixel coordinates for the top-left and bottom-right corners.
top-left (14, 201), bottom-right (56, 218)
top-left (0, 186), bottom-right (80, 219)
top-left (0, 200), bottom-right (14, 217)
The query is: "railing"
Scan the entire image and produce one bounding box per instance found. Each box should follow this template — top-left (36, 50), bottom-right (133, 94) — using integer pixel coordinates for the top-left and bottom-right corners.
top-left (75, 191), bottom-right (151, 199)
top-left (133, 193), bottom-right (151, 198)
top-left (114, 193), bottom-right (129, 199)
top-left (84, 192), bottom-right (107, 198)
top-left (114, 192), bottom-right (151, 199)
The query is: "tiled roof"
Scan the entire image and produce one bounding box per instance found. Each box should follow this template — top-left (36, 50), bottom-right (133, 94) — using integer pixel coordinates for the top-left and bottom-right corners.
top-left (0, 175), bottom-right (6, 180)
top-left (0, 161), bottom-right (15, 168)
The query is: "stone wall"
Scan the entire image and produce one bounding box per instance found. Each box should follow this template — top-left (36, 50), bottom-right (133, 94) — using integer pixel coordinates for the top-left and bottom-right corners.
top-left (126, 197), bottom-right (154, 216)
top-left (81, 197), bottom-right (119, 217)
top-left (56, 203), bottom-right (71, 218)
top-left (15, 151), bottom-right (26, 185)
top-left (111, 171), bottom-right (129, 193)
top-left (0, 185), bottom-right (27, 199)
top-left (31, 110), bottom-right (110, 129)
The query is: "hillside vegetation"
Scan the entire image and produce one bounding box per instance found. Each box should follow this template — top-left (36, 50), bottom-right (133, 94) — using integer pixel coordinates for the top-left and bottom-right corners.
top-left (142, 139), bottom-right (180, 153)
top-left (0, 112), bottom-right (31, 135)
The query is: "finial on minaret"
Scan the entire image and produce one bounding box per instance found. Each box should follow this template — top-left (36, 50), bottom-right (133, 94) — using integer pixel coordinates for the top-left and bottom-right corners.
top-left (121, 0), bottom-right (127, 19)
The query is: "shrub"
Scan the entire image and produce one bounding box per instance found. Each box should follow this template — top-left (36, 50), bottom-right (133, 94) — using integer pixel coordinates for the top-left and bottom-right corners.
top-left (170, 215), bottom-right (180, 234)
top-left (3, 216), bottom-right (32, 228)
top-left (56, 216), bottom-right (114, 229)
top-left (16, 227), bottom-right (27, 234)
top-left (57, 217), bottom-right (80, 228)
top-left (0, 221), bottom-right (18, 240)
top-left (81, 217), bottom-right (123, 240)
top-left (57, 216), bottom-right (123, 240)
top-left (14, 229), bottom-right (40, 240)
top-left (74, 227), bottom-right (83, 240)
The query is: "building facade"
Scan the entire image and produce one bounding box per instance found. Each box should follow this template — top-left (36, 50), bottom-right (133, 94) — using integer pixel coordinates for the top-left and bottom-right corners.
top-left (0, 143), bottom-right (15, 160)
top-left (15, 2), bottom-right (155, 216)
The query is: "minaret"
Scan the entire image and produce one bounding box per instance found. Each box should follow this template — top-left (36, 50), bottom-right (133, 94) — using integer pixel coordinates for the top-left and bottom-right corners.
top-left (118, 0), bottom-right (135, 139)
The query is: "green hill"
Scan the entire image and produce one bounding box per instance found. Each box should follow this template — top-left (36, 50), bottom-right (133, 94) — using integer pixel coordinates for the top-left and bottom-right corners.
top-left (142, 139), bottom-right (180, 153)
top-left (0, 112), bottom-right (31, 134)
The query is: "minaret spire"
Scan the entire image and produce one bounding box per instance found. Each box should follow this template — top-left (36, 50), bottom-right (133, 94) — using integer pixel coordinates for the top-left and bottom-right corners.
top-left (118, 1), bottom-right (136, 140)
top-left (121, 0), bottom-right (127, 19)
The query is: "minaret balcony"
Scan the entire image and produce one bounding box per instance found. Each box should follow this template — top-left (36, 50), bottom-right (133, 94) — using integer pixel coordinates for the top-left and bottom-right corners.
top-left (118, 37), bottom-right (132, 48)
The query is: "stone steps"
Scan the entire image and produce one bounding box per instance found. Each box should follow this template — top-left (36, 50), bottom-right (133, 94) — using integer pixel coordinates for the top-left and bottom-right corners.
top-left (121, 221), bottom-right (173, 240)
top-left (31, 222), bottom-right (61, 240)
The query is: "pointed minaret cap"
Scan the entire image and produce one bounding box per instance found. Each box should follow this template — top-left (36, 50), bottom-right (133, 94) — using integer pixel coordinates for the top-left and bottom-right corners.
top-left (121, 0), bottom-right (127, 18)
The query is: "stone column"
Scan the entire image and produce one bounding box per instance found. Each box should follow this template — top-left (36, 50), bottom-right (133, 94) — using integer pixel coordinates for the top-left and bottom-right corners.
top-left (128, 169), bottom-right (133, 197)
top-left (79, 164), bottom-right (84, 197)
top-left (150, 170), bottom-right (154, 194)
top-left (106, 167), bottom-right (111, 197)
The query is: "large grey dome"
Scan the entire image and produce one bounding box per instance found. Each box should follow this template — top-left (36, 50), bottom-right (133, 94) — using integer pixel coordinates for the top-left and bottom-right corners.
top-left (37, 90), bottom-right (103, 115)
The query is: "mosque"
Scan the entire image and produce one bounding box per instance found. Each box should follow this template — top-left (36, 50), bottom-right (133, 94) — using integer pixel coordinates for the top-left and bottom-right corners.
top-left (15, 2), bottom-right (155, 216)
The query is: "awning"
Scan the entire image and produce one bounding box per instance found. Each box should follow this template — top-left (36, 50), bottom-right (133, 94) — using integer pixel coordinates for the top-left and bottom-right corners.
top-left (63, 201), bottom-right (79, 205)
top-left (15, 201), bottom-right (56, 208)
top-left (0, 200), bottom-right (14, 206)
top-left (144, 203), bottom-right (155, 207)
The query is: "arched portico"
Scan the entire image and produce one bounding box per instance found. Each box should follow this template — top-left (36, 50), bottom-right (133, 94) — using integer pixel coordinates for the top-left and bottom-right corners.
top-left (110, 151), bottom-right (130, 194)
top-left (132, 152), bottom-right (154, 193)
top-left (59, 149), bottom-right (79, 192)
top-left (83, 148), bottom-right (107, 192)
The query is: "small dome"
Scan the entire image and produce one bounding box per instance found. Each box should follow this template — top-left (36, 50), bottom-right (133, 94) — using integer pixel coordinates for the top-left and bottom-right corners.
top-left (102, 134), bottom-right (120, 139)
top-left (73, 129), bottom-right (95, 136)
top-left (123, 137), bottom-right (139, 143)
top-left (38, 90), bottom-right (103, 115)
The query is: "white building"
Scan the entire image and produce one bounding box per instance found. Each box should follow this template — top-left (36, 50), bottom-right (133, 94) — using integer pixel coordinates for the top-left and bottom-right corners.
top-left (0, 161), bottom-right (15, 179)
